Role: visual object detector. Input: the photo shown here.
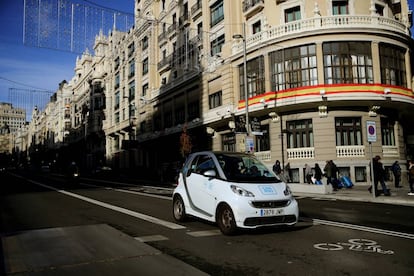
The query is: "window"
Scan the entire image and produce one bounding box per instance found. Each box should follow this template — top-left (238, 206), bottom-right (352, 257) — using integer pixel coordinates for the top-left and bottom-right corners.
top-left (210, 0), bottom-right (224, 27)
top-left (191, 155), bottom-right (216, 175)
top-left (381, 118), bottom-right (395, 146)
top-left (323, 42), bottom-right (373, 84)
top-left (129, 104), bottom-right (135, 118)
top-left (115, 92), bottom-right (120, 110)
top-left (164, 110), bottom-right (173, 128)
top-left (355, 167), bottom-right (367, 182)
top-left (188, 100), bottom-right (200, 121)
top-left (335, 117), bottom-right (362, 146)
top-left (129, 60), bottom-right (135, 78)
top-left (270, 44), bottom-right (317, 91)
top-left (252, 21), bottom-right (261, 34)
top-left (115, 74), bottom-right (120, 89)
top-left (128, 42), bottom-right (135, 57)
top-left (142, 36), bottom-right (148, 50)
top-left (211, 34), bottom-right (225, 56)
top-left (332, 0), bottom-right (348, 15)
top-left (287, 119), bottom-right (313, 148)
top-left (222, 133), bottom-right (236, 152)
top-left (142, 83), bottom-right (148, 97)
top-left (128, 81), bottom-right (135, 100)
top-left (255, 124), bottom-right (270, 152)
top-left (379, 43), bottom-right (407, 87)
top-left (285, 6), bottom-right (301, 22)
top-left (175, 106), bottom-right (185, 125)
top-left (209, 91), bottom-right (222, 109)
top-left (375, 4), bottom-right (384, 16)
top-left (239, 56), bottom-right (265, 100)
top-left (142, 57), bottom-right (149, 75)
top-left (115, 111), bottom-right (120, 123)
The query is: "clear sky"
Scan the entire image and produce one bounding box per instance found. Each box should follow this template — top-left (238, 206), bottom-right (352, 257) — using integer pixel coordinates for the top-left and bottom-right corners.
top-left (0, 0), bottom-right (135, 106)
top-left (0, 0), bottom-right (413, 108)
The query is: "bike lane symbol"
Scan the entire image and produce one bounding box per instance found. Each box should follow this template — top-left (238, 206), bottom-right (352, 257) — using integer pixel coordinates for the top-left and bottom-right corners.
top-left (314, 239), bottom-right (394, 255)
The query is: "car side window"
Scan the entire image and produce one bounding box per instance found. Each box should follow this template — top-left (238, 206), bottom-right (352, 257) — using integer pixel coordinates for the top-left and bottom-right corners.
top-left (194, 155), bottom-right (216, 175)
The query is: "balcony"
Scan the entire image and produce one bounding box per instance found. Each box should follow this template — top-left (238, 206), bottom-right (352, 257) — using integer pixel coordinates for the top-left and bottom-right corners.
top-left (167, 22), bottom-right (177, 38)
top-left (157, 54), bottom-right (172, 71)
top-left (254, 150), bottom-right (271, 162)
top-left (179, 13), bottom-right (189, 27)
top-left (382, 145), bottom-right (399, 157)
top-left (158, 32), bottom-right (167, 45)
top-left (191, 1), bottom-right (202, 19)
top-left (287, 147), bottom-right (315, 160)
top-left (232, 15), bottom-right (409, 55)
top-left (336, 145), bottom-right (365, 158)
top-left (243, 0), bottom-right (264, 17)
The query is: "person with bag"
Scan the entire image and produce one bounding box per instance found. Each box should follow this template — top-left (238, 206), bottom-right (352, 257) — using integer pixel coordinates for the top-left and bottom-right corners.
top-left (324, 160), bottom-right (339, 190)
top-left (370, 155), bottom-right (390, 196)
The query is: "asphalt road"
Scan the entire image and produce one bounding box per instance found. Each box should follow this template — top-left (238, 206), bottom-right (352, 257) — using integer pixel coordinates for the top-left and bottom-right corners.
top-left (1, 171), bottom-right (414, 275)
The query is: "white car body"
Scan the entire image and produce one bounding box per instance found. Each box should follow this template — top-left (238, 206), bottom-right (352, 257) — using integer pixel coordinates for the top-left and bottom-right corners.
top-left (172, 151), bottom-right (299, 235)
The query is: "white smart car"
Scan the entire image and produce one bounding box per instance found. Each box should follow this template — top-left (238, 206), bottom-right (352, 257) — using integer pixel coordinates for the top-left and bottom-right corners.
top-left (172, 151), bottom-right (299, 235)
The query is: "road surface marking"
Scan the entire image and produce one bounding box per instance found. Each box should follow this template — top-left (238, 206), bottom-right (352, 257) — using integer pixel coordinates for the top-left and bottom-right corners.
top-left (187, 230), bottom-right (222, 237)
top-left (26, 179), bottom-right (186, 230)
top-left (135, 235), bottom-right (169, 242)
top-left (313, 218), bottom-right (414, 240)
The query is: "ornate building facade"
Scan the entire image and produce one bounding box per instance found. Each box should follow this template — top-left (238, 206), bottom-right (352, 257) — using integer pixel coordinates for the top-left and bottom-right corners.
top-left (24, 0), bottom-right (414, 186)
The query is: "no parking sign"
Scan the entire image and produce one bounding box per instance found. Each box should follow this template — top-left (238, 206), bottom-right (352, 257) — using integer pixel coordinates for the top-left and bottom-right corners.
top-left (367, 121), bottom-right (377, 142)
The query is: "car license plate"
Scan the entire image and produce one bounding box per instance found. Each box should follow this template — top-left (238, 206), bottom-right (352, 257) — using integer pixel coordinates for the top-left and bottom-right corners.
top-left (260, 208), bottom-right (284, 216)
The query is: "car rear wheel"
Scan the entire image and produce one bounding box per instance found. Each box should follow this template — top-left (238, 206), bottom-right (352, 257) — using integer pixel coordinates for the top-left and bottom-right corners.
top-left (217, 204), bottom-right (237, 235)
top-left (173, 195), bottom-right (186, 222)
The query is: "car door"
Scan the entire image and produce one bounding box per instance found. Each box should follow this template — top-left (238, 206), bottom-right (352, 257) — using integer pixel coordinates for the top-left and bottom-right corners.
top-left (185, 154), bottom-right (217, 217)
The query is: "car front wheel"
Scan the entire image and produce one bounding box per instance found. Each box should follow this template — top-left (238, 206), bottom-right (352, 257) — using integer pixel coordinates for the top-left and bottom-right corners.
top-left (217, 204), bottom-right (237, 235)
top-left (172, 195), bottom-right (186, 222)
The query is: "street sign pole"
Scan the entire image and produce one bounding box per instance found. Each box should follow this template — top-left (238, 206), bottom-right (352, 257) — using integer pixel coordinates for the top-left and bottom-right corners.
top-left (367, 121), bottom-right (377, 198)
top-left (369, 142), bottom-right (375, 198)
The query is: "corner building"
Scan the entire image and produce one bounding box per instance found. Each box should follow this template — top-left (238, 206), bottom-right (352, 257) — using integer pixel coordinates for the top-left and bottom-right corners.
top-left (104, 0), bottom-right (414, 185)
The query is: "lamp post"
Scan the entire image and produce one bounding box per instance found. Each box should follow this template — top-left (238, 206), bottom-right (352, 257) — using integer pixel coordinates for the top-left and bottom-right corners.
top-left (233, 23), bottom-right (249, 135)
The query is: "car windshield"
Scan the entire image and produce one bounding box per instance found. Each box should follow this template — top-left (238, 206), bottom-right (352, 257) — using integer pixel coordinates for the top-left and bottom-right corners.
top-left (215, 153), bottom-right (280, 183)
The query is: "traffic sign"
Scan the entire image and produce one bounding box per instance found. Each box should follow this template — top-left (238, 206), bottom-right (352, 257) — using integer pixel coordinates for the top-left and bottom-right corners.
top-left (367, 121), bottom-right (377, 142)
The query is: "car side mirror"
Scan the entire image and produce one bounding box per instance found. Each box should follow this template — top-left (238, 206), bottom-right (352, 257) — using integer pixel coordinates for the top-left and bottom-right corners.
top-left (203, 169), bottom-right (216, 178)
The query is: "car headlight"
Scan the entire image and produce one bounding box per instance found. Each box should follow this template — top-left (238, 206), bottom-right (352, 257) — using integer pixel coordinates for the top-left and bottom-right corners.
top-left (284, 184), bottom-right (292, 196)
top-left (231, 185), bottom-right (255, 197)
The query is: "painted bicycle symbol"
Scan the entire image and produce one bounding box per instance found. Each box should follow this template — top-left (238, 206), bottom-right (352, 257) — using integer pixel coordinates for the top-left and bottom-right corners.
top-left (314, 239), bottom-right (394, 255)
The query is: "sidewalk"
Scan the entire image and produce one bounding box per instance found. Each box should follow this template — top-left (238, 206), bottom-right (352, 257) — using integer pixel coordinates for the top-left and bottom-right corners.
top-left (292, 184), bottom-right (414, 207)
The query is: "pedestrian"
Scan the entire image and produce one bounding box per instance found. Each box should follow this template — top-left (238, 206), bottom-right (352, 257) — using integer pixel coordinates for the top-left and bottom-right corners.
top-left (408, 160), bottom-right (414, 196)
top-left (272, 160), bottom-right (281, 176)
top-left (314, 163), bottom-right (323, 185)
top-left (370, 155), bottom-right (390, 196)
top-left (391, 160), bottom-right (402, 188)
top-left (305, 163), bottom-right (312, 184)
top-left (324, 160), bottom-right (338, 191)
top-left (284, 162), bottom-right (291, 183)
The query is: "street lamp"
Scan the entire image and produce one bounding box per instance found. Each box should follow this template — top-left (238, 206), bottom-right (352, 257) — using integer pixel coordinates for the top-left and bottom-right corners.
top-left (233, 23), bottom-right (249, 135)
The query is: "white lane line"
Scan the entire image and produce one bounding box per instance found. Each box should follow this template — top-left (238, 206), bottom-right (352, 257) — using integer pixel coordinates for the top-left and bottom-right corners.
top-left (313, 218), bottom-right (414, 240)
top-left (26, 179), bottom-right (185, 230)
top-left (80, 182), bottom-right (172, 201)
top-left (311, 198), bottom-right (337, 201)
top-left (135, 235), bottom-right (169, 242)
top-left (187, 230), bottom-right (222, 237)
